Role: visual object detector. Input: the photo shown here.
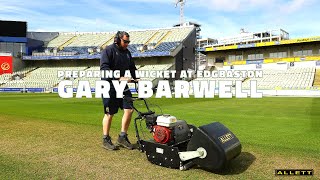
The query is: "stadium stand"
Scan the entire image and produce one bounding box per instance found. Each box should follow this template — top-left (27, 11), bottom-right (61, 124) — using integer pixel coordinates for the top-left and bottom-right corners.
top-left (242, 67), bottom-right (315, 90)
top-left (148, 42), bottom-right (180, 52)
top-left (65, 33), bottom-right (114, 47)
top-left (312, 69), bottom-right (320, 88)
top-left (147, 29), bottom-right (169, 44)
top-left (0, 66), bottom-right (87, 89)
top-left (70, 66), bottom-right (100, 88)
top-left (189, 67), bottom-right (316, 90)
top-left (1, 62), bottom-right (316, 91)
top-left (127, 63), bottom-right (175, 89)
top-left (138, 64), bottom-right (174, 71)
top-left (13, 66), bottom-right (38, 76)
top-left (0, 74), bottom-right (11, 84)
top-left (28, 26), bottom-right (194, 57)
top-left (161, 27), bottom-right (192, 42)
top-left (70, 65), bottom-right (144, 88)
top-left (1, 65), bottom-right (145, 89)
top-left (127, 44), bottom-right (143, 53)
top-left (46, 33), bottom-right (75, 49)
top-left (0, 67), bottom-right (37, 84)
top-left (129, 30), bottom-right (156, 45)
top-left (1, 23), bottom-right (318, 96)
top-left (0, 21), bottom-right (198, 93)
top-left (190, 71), bottom-right (247, 90)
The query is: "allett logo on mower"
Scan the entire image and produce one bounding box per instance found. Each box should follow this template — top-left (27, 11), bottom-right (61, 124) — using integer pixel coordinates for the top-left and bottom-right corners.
top-left (125, 83), bottom-right (242, 172)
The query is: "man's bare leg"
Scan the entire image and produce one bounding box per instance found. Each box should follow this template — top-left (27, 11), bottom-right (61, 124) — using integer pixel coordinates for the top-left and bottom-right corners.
top-left (121, 109), bottom-right (134, 133)
top-left (117, 109), bottom-right (134, 149)
top-left (103, 113), bottom-right (113, 136)
top-left (102, 113), bottom-right (119, 150)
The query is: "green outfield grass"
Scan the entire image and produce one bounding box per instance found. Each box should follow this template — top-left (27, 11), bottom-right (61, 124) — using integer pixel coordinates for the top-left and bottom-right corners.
top-left (0, 93), bottom-right (319, 179)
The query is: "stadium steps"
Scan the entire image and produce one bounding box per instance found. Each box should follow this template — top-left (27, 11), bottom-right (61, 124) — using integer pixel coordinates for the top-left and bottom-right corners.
top-left (66, 66), bottom-right (97, 86)
top-left (52, 82), bottom-right (59, 88)
top-left (58, 36), bottom-right (77, 51)
top-left (154, 31), bottom-right (172, 49)
top-left (144, 31), bottom-right (159, 46)
top-left (242, 77), bottom-right (250, 83)
top-left (209, 66), bottom-right (216, 71)
top-left (204, 66), bottom-right (215, 71)
top-left (25, 67), bottom-right (39, 76)
top-left (101, 35), bottom-right (116, 49)
top-left (140, 31), bottom-right (160, 53)
top-left (313, 69), bottom-right (320, 87)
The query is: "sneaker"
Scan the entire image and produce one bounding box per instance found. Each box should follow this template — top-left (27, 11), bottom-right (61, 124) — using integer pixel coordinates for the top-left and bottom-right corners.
top-left (102, 136), bottom-right (119, 150)
top-left (117, 135), bottom-right (134, 150)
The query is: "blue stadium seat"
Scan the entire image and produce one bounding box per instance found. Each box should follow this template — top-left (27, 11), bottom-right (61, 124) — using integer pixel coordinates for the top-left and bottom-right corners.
top-left (62, 46), bottom-right (97, 54)
top-left (128, 44), bottom-right (143, 53)
top-left (146, 42), bottom-right (180, 52)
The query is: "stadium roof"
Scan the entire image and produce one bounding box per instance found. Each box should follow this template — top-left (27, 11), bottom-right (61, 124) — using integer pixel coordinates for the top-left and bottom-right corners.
top-left (201, 36), bottom-right (320, 52)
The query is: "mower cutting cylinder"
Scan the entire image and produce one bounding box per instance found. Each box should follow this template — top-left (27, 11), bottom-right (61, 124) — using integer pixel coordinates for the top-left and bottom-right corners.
top-left (187, 122), bottom-right (242, 171)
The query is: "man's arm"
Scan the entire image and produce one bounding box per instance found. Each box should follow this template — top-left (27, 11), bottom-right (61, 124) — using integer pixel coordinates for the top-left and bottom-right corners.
top-left (129, 52), bottom-right (137, 80)
top-left (100, 48), bottom-right (113, 81)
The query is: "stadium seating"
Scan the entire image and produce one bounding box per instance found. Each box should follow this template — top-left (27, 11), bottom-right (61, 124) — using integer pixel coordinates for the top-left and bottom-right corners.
top-left (13, 66), bottom-right (37, 76)
top-left (0, 66), bottom-right (87, 89)
top-left (72, 65), bottom-right (141, 88)
top-left (189, 67), bottom-right (315, 90)
top-left (242, 67), bottom-right (315, 90)
top-left (313, 69), bottom-right (320, 88)
top-left (134, 63), bottom-right (175, 88)
top-left (147, 29), bottom-right (170, 44)
top-left (138, 64), bottom-right (174, 71)
top-left (0, 64), bottom-right (148, 89)
top-left (161, 27), bottom-right (192, 42)
top-left (127, 44), bottom-right (144, 53)
top-left (148, 42), bottom-right (180, 52)
top-left (129, 30), bottom-right (156, 45)
top-left (46, 34), bottom-right (75, 48)
top-left (0, 65), bottom-right (317, 92)
top-left (65, 33), bottom-right (114, 47)
top-left (30, 26), bottom-right (194, 56)
top-left (68, 66), bottom-right (100, 88)
top-left (0, 67), bottom-right (37, 84)
top-left (191, 72), bottom-right (247, 90)
top-left (62, 46), bottom-right (94, 54)
top-left (0, 73), bottom-right (11, 84)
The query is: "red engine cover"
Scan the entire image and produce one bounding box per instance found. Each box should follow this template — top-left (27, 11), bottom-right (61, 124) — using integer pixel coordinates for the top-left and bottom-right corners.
top-left (153, 125), bottom-right (172, 144)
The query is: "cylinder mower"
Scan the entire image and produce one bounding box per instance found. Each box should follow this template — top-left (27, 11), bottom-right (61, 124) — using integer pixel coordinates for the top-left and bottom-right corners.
top-left (125, 83), bottom-right (242, 171)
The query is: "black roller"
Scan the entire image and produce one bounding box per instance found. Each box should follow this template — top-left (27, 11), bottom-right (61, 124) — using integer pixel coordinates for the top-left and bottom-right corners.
top-left (187, 122), bottom-right (241, 170)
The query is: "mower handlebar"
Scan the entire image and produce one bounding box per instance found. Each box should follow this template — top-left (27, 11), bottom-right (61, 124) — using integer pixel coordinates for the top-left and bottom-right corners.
top-left (128, 79), bottom-right (139, 83)
top-left (123, 96), bottom-right (144, 102)
top-left (139, 111), bottom-right (155, 116)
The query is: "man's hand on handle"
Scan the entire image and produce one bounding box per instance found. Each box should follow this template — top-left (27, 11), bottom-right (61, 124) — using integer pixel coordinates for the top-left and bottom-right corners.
top-left (119, 77), bottom-right (140, 83)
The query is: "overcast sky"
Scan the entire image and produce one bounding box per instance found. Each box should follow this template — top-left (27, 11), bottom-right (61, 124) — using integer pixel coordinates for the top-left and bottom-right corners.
top-left (1, 0), bottom-right (319, 39)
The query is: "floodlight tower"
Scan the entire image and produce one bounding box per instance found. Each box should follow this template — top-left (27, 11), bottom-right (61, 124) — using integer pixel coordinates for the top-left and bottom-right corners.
top-left (175, 0), bottom-right (186, 26)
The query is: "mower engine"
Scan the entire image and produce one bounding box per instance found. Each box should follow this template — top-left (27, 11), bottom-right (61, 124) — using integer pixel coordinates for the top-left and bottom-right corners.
top-left (146, 114), bottom-right (191, 145)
